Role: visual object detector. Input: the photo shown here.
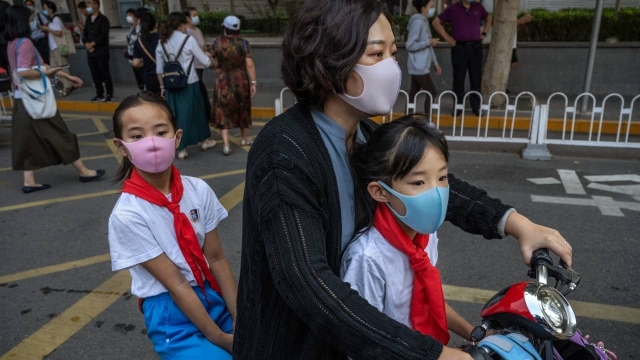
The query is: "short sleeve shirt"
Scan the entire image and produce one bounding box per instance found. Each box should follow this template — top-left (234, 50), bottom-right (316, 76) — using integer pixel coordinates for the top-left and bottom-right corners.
top-left (7, 38), bottom-right (44, 98)
top-left (438, 2), bottom-right (488, 42)
top-left (47, 16), bottom-right (64, 51)
top-left (108, 176), bottom-right (228, 298)
top-left (340, 227), bottom-right (440, 329)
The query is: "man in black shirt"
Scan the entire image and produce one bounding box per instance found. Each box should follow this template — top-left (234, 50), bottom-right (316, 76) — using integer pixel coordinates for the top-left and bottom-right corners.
top-left (82, 0), bottom-right (113, 101)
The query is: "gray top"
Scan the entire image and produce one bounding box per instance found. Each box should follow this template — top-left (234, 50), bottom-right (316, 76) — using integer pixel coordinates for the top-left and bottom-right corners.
top-left (311, 109), bottom-right (365, 252)
top-left (406, 13), bottom-right (438, 76)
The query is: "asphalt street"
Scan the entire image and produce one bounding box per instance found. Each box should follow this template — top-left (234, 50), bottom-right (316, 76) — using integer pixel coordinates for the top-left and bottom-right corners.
top-left (0, 113), bottom-right (639, 359)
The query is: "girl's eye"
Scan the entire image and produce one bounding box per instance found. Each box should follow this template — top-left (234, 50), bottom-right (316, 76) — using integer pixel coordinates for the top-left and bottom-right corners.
top-left (157, 131), bottom-right (168, 136)
top-left (412, 180), bottom-right (425, 186)
top-left (439, 175), bottom-right (448, 182)
top-left (373, 51), bottom-right (383, 58)
top-left (131, 134), bottom-right (143, 140)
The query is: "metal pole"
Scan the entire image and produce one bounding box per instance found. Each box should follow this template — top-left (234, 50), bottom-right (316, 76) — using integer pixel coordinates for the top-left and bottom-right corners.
top-left (581, 0), bottom-right (604, 113)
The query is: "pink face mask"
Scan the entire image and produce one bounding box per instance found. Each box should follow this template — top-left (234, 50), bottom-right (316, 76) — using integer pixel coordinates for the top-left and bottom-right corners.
top-left (119, 136), bottom-right (176, 173)
top-left (338, 57), bottom-right (402, 116)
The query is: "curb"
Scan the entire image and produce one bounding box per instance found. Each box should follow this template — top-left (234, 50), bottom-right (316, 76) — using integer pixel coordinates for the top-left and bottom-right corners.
top-left (3, 100), bottom-right (639, 135)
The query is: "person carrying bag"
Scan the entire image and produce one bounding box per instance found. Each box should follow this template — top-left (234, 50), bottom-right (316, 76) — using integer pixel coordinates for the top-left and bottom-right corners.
top-left (13, 37), bottom-right (56, 119)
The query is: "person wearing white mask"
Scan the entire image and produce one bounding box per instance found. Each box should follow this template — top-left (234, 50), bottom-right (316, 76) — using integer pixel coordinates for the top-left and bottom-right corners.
top-left (125, 8), bottom-right (144, 91)
top-left (23, 0), bottom-right (49, 64)
top-left (184, 6), bottom-right (211, 127)
top-left (82, 0), bottom-right (113, 102)
top-left (234, 1), bottom-right (573, 359)
top-left (406, 0), bottom-right (441, 113)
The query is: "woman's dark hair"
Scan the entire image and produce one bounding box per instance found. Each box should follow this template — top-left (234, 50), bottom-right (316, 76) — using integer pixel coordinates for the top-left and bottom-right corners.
top-left (224, 27), bottom-right (239, 36)
top-left (412, 0), bottom-right (431, 11)
top-left (351, 114), bottom-right (449, 235)
top-left (77, 1), bottom-right (86, 9)
top-left (281, 0), bottom-right (387, 109)
top-left (138, 11), bottom-right (156, 41)
top-left (0, 1), bottom-right (12, 34)
top-left (159, 11), bottom-right (186, 43)
top-left (5, 5), bottom-right (32, 41)
top-left (182, 6), bottom-right (196, 17)
top-left (126, 7), bottom-right (135, 15)
top-left (112, 91), bottom-right (178, 182)
top-left (43, 1), bottom-right (57, 14)
top-left (134, 7), bottom-right (149, 19)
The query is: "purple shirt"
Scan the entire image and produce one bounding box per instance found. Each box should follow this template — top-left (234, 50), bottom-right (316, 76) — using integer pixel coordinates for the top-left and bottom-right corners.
top-left (438, 1), bottom-right (488, 42)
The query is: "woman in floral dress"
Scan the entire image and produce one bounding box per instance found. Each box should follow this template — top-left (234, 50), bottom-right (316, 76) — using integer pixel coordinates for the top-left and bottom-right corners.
top-left (211, 15), bottom-right (257, 155)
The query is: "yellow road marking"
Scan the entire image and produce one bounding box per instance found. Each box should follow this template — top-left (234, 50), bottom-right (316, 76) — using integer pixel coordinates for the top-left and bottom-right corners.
top-left (0, 254), bottom-right (111, 284)
top-left (91, 117), bottom-right (108, 133)
top-left (253, 121), bottom-right (266, 127)
top-left (210, 128), bottom-right (250, 150)
top-left (78, 141), bottom-right (108, 148)
top-left (0, 169), bottom-right (246, 213)
top-left (76, 130), bottom-right (108, 138)
top-left (0, 182), bottom-right (247, 359)
top-left (105, 139), bottom-right (122, 164)
top-left (0, 271), bottom-right (132, 360)
top-left (443, 284), bottom-right (640, 325)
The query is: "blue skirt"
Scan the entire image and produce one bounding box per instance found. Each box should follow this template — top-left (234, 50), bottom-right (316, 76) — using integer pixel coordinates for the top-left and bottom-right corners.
top-left (142, 283), bottom-right (233, 359)
top-left (165, 82), bottom-right (212, 150)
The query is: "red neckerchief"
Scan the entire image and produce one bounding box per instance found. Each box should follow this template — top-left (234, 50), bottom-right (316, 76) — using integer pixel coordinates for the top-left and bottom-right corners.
top-left (373, 203), bottom-right (450, 344)
top-left (122, 165), bottom-right (222, 299)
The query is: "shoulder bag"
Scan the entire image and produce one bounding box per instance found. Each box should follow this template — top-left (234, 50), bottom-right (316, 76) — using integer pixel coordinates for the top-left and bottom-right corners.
top-left (14, 38), bottom-right (57, 119)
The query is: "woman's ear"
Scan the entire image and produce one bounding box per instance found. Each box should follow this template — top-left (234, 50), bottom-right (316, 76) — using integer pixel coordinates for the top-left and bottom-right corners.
top-left (367, 182), bottom-right (390, 203)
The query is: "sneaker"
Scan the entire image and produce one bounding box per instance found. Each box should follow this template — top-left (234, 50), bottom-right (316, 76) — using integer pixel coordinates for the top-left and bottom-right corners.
top-left (222, 146), bottom-right (231, 156)
top-left (178, 149), bottom-right (188, 160)
top-left (104, 95), bottom-right (113, 102)
top-left (90, 95), bottom-right (105, 102)
top-left (201, 139), bottom-right (217, 151)
top-left (241, 139), bottom-right (254, 146)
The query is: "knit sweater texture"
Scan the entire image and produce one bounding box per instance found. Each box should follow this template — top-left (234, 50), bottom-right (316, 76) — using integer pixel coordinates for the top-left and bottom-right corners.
top-left (233, 103), bottom-right (512, 359)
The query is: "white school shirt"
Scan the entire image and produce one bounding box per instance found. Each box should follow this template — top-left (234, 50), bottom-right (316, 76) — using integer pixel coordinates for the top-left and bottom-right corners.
top-left (340, 227), bottom-right (440, 329)
top-left (155, 31), bottom-right (211, 85)
top-left (108, 176), bottom-right (228, 298)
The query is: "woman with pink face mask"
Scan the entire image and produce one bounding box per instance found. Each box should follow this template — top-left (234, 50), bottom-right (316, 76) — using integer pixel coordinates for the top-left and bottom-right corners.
top-left (108, 92), bottom-right (237, 359)
top-left (234, 1), bottom-right (573, 359)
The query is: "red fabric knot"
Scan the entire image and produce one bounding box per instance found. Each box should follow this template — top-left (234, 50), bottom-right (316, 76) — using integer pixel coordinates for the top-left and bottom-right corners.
top-left (121, 166), bottom-right (223, 301)
top-left (410, 251), bottom-right (431, 272)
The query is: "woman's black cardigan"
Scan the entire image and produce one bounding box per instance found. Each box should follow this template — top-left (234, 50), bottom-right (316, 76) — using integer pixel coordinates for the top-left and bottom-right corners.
top-left (233, 104), bottom-right (512, 360)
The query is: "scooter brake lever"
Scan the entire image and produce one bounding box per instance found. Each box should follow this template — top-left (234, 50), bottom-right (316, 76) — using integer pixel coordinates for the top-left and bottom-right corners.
top-left (552, 262), bottom-right (581, 295)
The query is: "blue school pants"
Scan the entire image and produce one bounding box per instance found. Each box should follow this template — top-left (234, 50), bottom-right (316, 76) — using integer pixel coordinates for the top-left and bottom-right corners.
top-left (142, 283), bottom-right (233, 359)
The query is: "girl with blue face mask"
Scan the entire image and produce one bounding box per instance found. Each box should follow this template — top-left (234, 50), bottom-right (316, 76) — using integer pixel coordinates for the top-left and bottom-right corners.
top-left (341, 114), bottom-right (481, 346)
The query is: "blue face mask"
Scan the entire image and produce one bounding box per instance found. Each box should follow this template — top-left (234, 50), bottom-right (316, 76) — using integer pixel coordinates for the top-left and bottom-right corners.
top-left (378, 181), bottom-right (449, 235)
top-left (427, 8), bottom-right (436, 18)
top-left (42, 10), bottom-right (49, 17)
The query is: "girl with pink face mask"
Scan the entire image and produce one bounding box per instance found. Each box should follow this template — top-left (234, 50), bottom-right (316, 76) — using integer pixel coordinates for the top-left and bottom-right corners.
top-left (108, 92), bottom-right (237, 359)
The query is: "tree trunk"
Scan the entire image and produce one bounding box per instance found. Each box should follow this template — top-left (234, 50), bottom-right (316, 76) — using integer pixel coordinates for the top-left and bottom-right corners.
top-left (615, 0), bottom-right (622, 14)
top-left (481, 0), bottom-right (519, 107)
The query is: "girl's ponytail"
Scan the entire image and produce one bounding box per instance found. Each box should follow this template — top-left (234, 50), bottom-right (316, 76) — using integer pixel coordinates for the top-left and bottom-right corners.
top-left (159, 11), bottom-right (187, 43)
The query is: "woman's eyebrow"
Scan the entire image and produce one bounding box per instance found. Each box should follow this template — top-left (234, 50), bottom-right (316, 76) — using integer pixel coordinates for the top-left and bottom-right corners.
top-left (367, 39), bottom-right (396, 46)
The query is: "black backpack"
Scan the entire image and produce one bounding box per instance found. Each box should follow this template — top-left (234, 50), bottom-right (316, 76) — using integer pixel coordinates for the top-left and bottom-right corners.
top-left (160, 36), bottom-right (193, 90)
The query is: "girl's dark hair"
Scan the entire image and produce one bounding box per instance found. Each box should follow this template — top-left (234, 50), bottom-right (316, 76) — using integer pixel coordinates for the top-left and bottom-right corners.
top-left (5, 5), bottom-right (32, 41)
top-left (281, 0), bottom-right (387, 109)
top-left (159, 11), bottom-right (186, 43)
top-left (139, 11), bottom-right (156, 41)
top-left (0, 1), bottom-right (11, 34)
top-left (44, 1), bottom-right (57, 13)
top-left (351, 114), bottom-right (449, 235)
top-left (182, 6), bottom-right (196, 17)
top-left (112, 91), bottom-right (178, 182)
top-left (412, 0), bottom-right (431, 11)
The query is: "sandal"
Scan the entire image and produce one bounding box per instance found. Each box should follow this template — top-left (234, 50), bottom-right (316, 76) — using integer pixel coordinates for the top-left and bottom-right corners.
top-left (178, 149), bottom-right (189, 160)
top-left (222, 146), bottom-right (231, 156)
top-left (241, 139), bottom-right (254, 146)
top-left (22, 184), bottom-right (51, 193)
top-left (201, 139), bottom-right (217, 151)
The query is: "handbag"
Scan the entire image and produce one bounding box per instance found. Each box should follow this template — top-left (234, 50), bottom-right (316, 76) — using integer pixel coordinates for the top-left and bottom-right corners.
top-left (52, 20), bottom-right (76, 57)
top-left (14, 38), bottom-right (57, 119)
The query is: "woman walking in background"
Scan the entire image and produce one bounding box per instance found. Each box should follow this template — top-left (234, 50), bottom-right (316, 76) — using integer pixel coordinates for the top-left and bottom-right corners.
top-left (156, 12), bottom-right (216, 160)
top-left (407, 0), bottom-right (441, 113)
top-left (184, 6), bottom-right (211, 128)
top-left (7, 5), bottom-right (104, 193)
top-left (132, 11), bottom-right (160, 94)
top-left (40, 1), bottom-right (78, 96)
top-left (211, 15), bottom-right (256, 156)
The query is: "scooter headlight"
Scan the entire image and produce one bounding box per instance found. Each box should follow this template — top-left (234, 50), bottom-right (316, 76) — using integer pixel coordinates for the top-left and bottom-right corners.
top-left (525, 282), bottom-right (577, 339)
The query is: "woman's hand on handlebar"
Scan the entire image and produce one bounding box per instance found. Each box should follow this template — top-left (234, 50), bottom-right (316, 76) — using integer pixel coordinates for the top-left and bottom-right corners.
top-left (504, 212), bottom-right (573, 267)
top-left (438, 346), bottom-right (473, 360)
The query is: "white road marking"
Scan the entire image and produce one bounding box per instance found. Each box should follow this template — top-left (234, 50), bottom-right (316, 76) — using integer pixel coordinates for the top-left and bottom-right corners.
top-left (527, 177), bottom-right (561, 185)
top-left (584, 174), bottom-right (640, 182)
top-left (557, 169), bottom-right (586, 195)
top-left (531, 195), bottom-right (640, 216)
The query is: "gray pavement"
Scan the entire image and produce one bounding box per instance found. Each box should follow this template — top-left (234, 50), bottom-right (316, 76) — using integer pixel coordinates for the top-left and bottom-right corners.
top-left (1, 112), bottom-right (639, 359)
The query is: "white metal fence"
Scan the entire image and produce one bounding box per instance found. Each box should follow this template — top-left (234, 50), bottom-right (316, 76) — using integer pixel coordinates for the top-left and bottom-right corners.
top-left (275, 88), bottom-right (640, 153)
